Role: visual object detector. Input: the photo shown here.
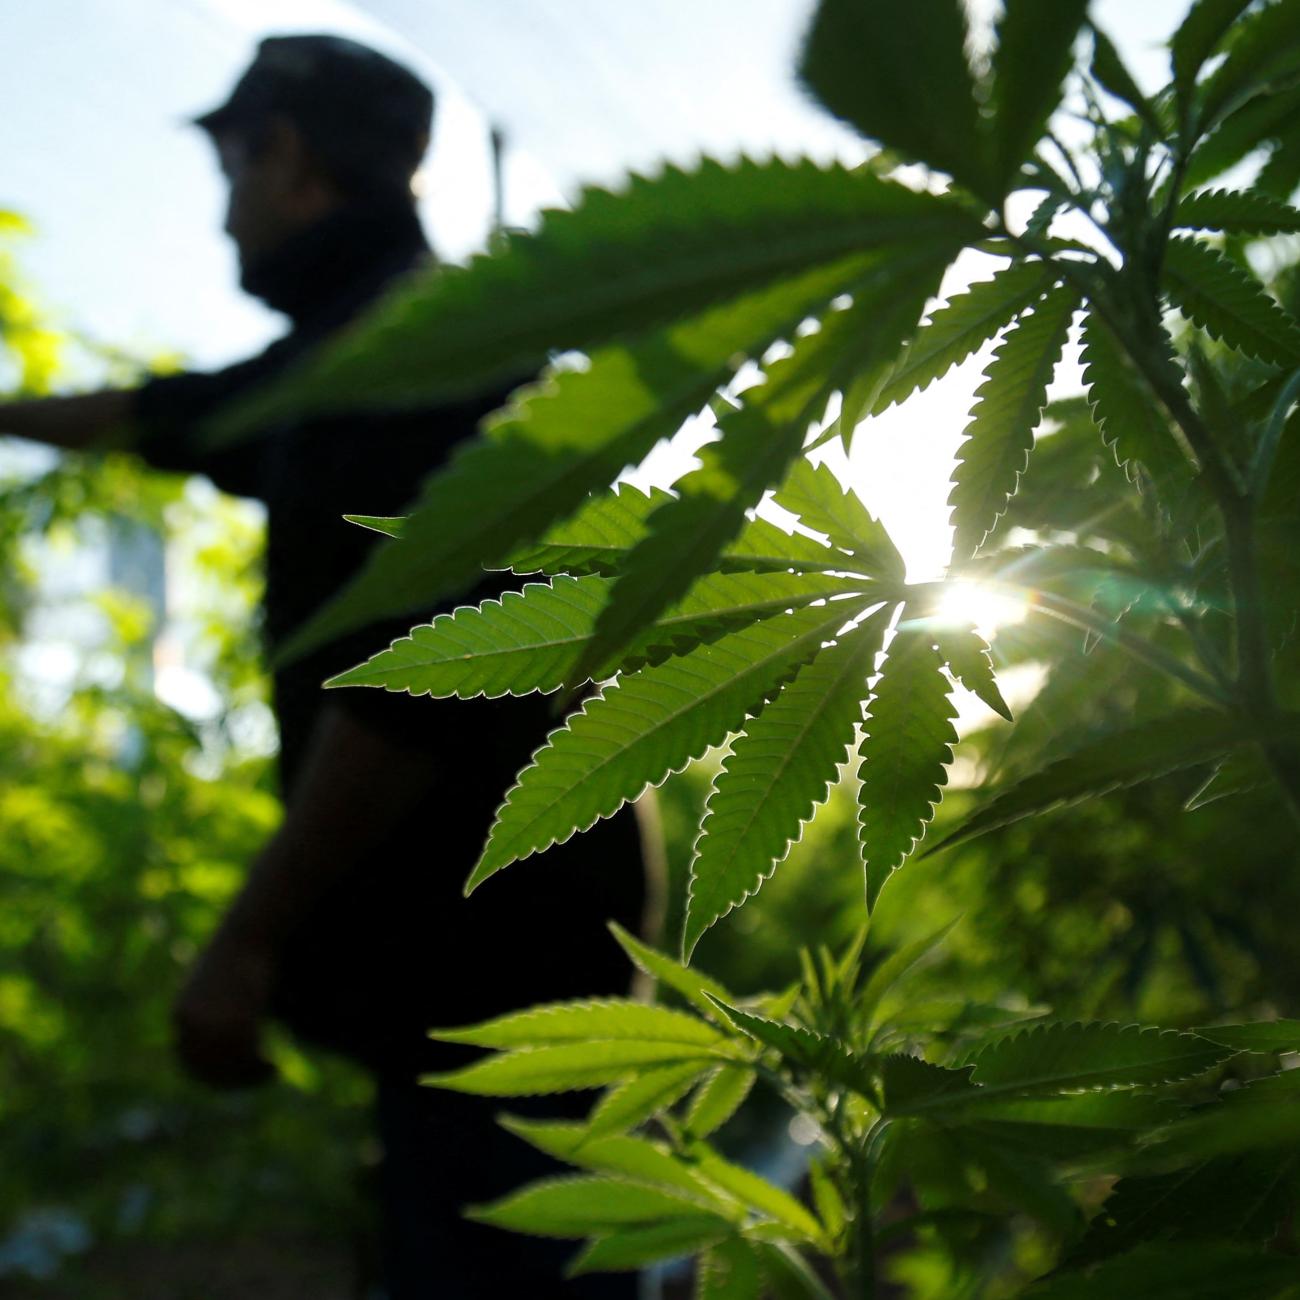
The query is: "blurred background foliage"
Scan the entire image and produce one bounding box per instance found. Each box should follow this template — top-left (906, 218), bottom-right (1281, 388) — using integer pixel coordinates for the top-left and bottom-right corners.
top-left (0, 216), bottom-right (373, 1297)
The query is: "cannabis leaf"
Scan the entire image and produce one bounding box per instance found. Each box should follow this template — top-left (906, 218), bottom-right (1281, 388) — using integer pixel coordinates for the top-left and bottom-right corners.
top-left (800, 0), bottom-right (994, 202)
top-left (684, 607), bottom-right (890, 956)
top-left (773, 457), bottom-right (905, 579)
top-left (429, 998), bottom-right (727, 1049)
top-left (934, 623), bottom-right (1012, 721)
top-left (949, 283), bottom-right (1079, 560)
top-left (1164, 235), bottom-right (1300, 367)
top-left (1079, 310), bottom-right (1194, 488)
top-left (216, 157), bottom-right (982, 431)
top-left (425, 1040), bottom-right (733, 1097)
top-left (568, 262), bottom-right (938, 688)
top-left (967, 1022), bottom-right (1233, 1096)
top-left (1174, 187), bottom-right (1300, 235)
top-left (467, 601), bottom-right (859, 892)
top-left (871, 261), bottom-right (1057, 415)
top-left (858, 624), bottom-right (959, 908)
top-left (928, 708), bottom-right (1261, 854)
top-left (986, 0), bottom-right (1090, 192)
top-left (278, 258), bottom-right (868, 661)
top-left (327, 570), bottom-right (867, 699)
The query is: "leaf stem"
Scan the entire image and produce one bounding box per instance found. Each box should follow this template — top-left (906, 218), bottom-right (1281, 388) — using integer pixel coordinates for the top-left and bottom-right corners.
top-left (1248, 366), bottom-right (1300, 501)
top-left (820, 1097), bottom-right (876, 1299)
top-left (1000, 223), bottom-right (1241, 503)
top-left (991, 582), bottom-right (1230, 706)
top-left (1219, 497), bottom-right (1300, 827)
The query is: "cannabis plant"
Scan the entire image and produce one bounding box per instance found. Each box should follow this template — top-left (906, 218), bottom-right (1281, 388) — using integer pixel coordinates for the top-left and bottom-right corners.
top-left (419, 925), bottom-right (1300, 1297)
top-left (218, 0), bottom-right (1300, 1291)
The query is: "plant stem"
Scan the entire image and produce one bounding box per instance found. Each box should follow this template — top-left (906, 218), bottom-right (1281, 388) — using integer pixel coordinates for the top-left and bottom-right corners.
top-left (1220, 497), bottom-right (1300, 827)
top-left (1248, 367), bottom-right (1300, 500)
top-left (820, 1095), bottom-right (876, 1300)
top-left (848, 1135), bottom-right (876, 1300)
top-left (1009, 585), bottom-right (1230, 706)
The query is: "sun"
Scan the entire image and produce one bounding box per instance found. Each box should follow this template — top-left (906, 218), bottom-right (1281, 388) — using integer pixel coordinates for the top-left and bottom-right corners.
top-left (933, 580), bottom-right (1030, 638)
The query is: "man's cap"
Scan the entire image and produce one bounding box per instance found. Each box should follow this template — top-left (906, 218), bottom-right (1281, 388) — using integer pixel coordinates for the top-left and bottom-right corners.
top-left (195, 34), bottom-right (434, 172)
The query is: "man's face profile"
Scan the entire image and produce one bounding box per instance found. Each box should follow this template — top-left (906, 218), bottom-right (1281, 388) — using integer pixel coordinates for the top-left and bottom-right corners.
top-left (215, 118), bottom-right (332, 275)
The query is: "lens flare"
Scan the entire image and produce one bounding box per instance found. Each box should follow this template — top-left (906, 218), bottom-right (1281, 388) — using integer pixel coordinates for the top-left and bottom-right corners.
top-left (934, 581), bottom-right (1029, 636)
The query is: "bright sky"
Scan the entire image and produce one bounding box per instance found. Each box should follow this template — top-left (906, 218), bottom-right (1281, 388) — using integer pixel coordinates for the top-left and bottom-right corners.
top-left (0, 0), bottom-right (1193, 708)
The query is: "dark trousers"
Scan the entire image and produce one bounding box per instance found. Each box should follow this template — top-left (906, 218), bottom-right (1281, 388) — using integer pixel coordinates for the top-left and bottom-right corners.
top-left (375, 1077), bottom-right (641, 1299)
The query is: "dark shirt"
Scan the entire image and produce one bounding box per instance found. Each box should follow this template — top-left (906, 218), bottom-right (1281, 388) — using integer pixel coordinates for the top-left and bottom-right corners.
top-left (135, 202), bottom-right (644, 1073)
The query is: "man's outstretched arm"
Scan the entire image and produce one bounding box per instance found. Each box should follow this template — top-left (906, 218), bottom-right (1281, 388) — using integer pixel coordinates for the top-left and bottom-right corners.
top-left (0, 390), bottom-right (136, 451)
top-left (172, 700), bottom-right (440, 1088)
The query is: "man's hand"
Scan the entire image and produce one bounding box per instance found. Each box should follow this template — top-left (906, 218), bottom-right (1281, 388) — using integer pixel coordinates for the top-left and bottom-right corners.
top-left (172, 924), bottom-right (277, 1089)
top-left (171, 704), bottom-right (439, 1088)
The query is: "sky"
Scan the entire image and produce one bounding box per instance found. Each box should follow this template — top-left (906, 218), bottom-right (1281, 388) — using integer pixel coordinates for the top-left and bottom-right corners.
top-left (0, 0), bottom-right (1194, 712)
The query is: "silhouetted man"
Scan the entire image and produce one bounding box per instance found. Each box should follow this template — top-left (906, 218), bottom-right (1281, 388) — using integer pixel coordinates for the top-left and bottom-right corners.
top-left (0, 34), bottom-right (643, 1298)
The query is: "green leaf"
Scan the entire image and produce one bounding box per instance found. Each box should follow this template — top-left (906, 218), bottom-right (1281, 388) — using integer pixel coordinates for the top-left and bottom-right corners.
top-left (807, 1159), bottom-right (846, 1242)
top-left (505, 482), bottom-right (851, 581)
top-left (967, 1022), bottom-right (1234, 1097)
top-left (608, 923), bottom-right (738, 1021)
top-left (467, 601), bottom-right (857, 892)
top-left (1195, 1020), bottom-right (1300, 1053)
top-left (342, 513), bottom-right (405, 538)
top-left (697, 1238), bottom-right (763, 1300)
top-left (707, 997), bottom-right (874, 1098)
top-left (684, 609), bottom-right (891, 956)
top-left (1024, 1243), bottom-right (1300, 1299)
top-left (429, 998), bottom-right (725, 1049)
top-left (817, 366), bottom-right (883, 452)
top-left (466, 1175), bottom-right (716, 1238)
top-left (927, 707), bottom-right (1256, 855)
top-left (1197, 0), bottom-right (1300, 133)
top-left (986, 0), bottom-right (1090, 192)
top-left (1184, 83), bottom-right (1300, 190)
top-left (935, 623), bottom-right (1012, 721)
top-left (499, 1119), bottom-right (734, 1207)
top-left (952, 1126), bottom-right (1081, 1236)
top-left (857, 625), bottom-right (959, 908)
top-left (588, 1062), bottom-right (713, 1137)
top-left (1078, 310), bottom-right (1194, 488)
top-left (503, 484), bottom-right (674, 576)
top-left (949, 283), bottom-right (1078, 560)
top-left (423, 1040), bottom-right (728, 1096)
top-left (813, 263), bottom-right (947, 451)
top-left (722, 514), bottom-right (858, 574)
top-left (859, 917), bottom-right (959, 1030)
top-left (1090, 25), bottom-right (1163, 135)
top-left (1174, 187), bottom-right (1300, 234)
top-left (750, 1240), bottom-right (838, 1300)
top-left (956, 1092), bottom-right (1176, 1158)
top-left (772, 457), bottom-right (905, 579)
top-left (683, 1065), bottom-right (757, 1140)
top-left (879, 1054), bottom-right (979, 1115)
top-left (216, 157), bottom-right (983, 432)
top-left (327, 574), bottom-right (611, 698)
top-left (871, 261), bottom-right (1057, 415)
top-left (569, 1217), bottom-right (732, 1274)
top-left (1164, 234), bottom-right (1300, 367)
top-left (573, 255), bottom-right (947, 688)
top-left (276, 253), bottom-right (873, 662)
top-left (800, 0), bottom-right (994, 201)
top-left (327, 569), bottom-right (870, 699)
top-left (1256, 127), bottom-right (1300, 199)
top-left (1170, 0), bottom-right (1254, 116)
top-left (1184, 747), bottom-right (1267, 809)
top-left (1073, 1152), bottom-right (1300, 1265)
top-left (686, 1143), bottom-right (826, 1245)
top-left (1146, 1068), bottom-right (1300, 1161)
